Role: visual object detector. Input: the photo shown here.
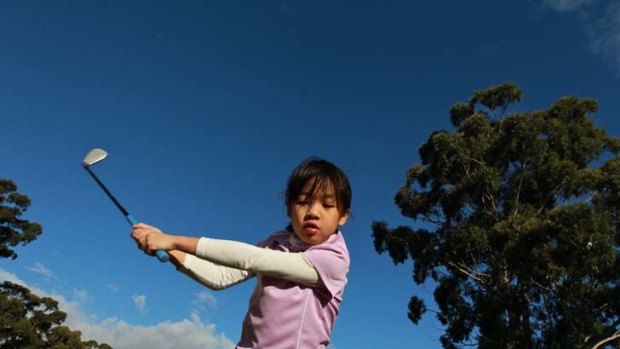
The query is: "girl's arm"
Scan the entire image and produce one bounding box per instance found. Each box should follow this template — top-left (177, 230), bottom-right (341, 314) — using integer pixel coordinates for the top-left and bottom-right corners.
top-left (132, 223), bottom-right (319, 286)
top-left (172, 250), bottom-right (253, 290)
top-left (194, 237), bottom-right (319, 286)
top-left (133, 225), bottom-right (251, 290)
top-left (132, 223), bottom-right (199, 255)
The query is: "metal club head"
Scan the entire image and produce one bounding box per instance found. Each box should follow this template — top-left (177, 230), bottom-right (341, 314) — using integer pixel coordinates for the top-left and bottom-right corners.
top-left (82, 148), bottom-right (108, 167)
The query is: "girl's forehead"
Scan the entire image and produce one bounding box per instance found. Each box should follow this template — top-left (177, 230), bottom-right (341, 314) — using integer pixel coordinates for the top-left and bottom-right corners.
top-left (301, 178), bottom-right (336, 196)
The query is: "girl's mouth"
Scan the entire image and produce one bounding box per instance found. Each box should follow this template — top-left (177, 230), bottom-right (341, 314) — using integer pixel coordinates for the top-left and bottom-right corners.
top-left (303, 223), bottom-right (319, 233)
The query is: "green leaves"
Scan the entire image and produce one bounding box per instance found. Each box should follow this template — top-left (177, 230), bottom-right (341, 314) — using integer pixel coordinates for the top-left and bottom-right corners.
top-left (449, 82), bottom-right (522, 127)
top-left (0, 180), bottom-right (112, 348)
top-left (0, 179), bottom-right (42, 260)
top-left (0, 281), bottom-right (112, 348)
top-left (471, 82), bottom-right (522, 113)
top-left (372, 82), bottom-right (620, 348)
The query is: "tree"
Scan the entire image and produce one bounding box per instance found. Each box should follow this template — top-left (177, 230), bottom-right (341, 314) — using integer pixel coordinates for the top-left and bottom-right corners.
top-left (372, 83), bottom-right (620, 348)
top-left (0, 180), bottom-right (112, 348)
top-left (0, 281), bottom-right (112, 348)
top-left (0, 179), bottom-right (42, 259)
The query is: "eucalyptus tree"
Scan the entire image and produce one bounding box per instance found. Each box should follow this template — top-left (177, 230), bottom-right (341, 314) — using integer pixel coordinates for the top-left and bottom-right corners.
top-left (0, 179), bottom-right (112, 348)
top-left (0, 281), bottom-right (112, 348)
top-left (373, 83), bottom-right (620, 348)
top-left (0, 179), bottom-right (42, 259)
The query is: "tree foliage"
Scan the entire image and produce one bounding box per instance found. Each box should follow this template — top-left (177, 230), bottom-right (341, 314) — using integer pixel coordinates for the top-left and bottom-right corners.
top-left (0, 281), bottom-right (112, 348)
top-left (372, 82), bottom-right (620, 348)
top-left (0, 179), bottom-right (42, 259)
top-left (0, 179), bottom-right (112, 348)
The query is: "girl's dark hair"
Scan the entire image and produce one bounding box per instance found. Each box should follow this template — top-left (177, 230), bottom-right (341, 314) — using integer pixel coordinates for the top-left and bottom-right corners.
top-left (285, 157), bottom-right (352, 214)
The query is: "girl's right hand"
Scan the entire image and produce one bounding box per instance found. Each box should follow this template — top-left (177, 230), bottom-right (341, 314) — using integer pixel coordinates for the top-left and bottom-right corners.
top-left (131, 223), bottom-right (176, 254)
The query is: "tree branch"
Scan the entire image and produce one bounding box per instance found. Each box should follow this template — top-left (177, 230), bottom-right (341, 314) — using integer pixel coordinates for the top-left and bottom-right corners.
top-left (446, 259), bottom-right (490, 284)
top-left (513, 161), bottom-right (527, 217)
top-left (591, 331), bottom-right (620, 349)
top-left (537, 181), bottom-right (564, 215)
top-left (529, 277), bottom-right (551, 292)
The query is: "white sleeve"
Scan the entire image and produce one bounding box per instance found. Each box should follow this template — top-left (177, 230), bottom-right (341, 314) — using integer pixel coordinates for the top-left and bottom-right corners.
top-left (195, 237), bottom-right (320, 287)
top-left (178, 254), bottom-right (252, 290)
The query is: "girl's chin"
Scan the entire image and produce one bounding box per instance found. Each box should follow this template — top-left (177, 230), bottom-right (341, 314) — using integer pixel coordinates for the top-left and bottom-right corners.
top-left (296, 235), bottom-right (325, 246)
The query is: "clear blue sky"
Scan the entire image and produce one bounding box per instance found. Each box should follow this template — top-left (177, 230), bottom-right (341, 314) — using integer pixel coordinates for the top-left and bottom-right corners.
top-left (1, 1), bottom-right (619, 348)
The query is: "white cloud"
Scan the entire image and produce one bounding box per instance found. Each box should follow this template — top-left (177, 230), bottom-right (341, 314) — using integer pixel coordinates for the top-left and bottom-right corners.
top-left (132, 294), bottom-right (148, 313)
top-left (74, 313), bottom-right (235, 349)
top-left (25, 262), bottom-right (55, 280)
top-left (107, 283), bottom-right (120, 292)
top-left (0, 268), bottom-right (22, 284)
top-left (1, 268), bottom-right (235, 349)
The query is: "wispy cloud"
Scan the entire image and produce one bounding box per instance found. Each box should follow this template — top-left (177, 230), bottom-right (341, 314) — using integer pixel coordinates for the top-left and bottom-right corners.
top-left (192, 290), bottom-right (217, 312)
top-left (132, 294), bottom-right (148, 313)
top-left (542, 0), bottom-right (596, 12)
top-left (107, 283), bottom-right (120, 292)
top-left (0, 267), bottom-right (235, 349)
top-left (73, 288), bottom-right (90, 303)
top-left (25, 262), bottom-right (55, 280)
top-left (588, 1), bottom-right (620, 76)
top-left (542, 0), bottom-right (620, 77)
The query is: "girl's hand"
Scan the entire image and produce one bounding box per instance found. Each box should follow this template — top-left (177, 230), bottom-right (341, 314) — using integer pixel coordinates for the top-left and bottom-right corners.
top-left (131, 223), bottom-right (176, 254)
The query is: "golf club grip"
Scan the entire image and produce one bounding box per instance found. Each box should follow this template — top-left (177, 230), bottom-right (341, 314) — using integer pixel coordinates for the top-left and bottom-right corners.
top-left (127, 215), bottom-right (170, 263)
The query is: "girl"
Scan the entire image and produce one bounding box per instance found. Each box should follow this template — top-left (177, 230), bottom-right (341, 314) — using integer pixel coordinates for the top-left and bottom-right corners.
top-left (131, 157), bottom-right (352, 349)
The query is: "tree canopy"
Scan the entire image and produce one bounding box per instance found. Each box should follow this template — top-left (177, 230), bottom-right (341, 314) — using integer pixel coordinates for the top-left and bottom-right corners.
top-left (0, 179), bottom-right (112, 348)
top-left (372, 82), bottom-right (620, 348)
top-left (0, 179), bottom-right (42, 260)
top-left (0, 281), bottom-right (112, 349)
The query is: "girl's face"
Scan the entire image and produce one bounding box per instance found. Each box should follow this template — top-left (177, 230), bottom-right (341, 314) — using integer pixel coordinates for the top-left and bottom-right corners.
top-left (287, 180), bottom-right (349, 245)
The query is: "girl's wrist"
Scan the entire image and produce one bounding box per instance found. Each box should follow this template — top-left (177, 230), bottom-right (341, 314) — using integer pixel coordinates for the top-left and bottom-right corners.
top-left (170, 235), bottom-right (180, 251)
top-left (171, 236), bottom-right (199, 254)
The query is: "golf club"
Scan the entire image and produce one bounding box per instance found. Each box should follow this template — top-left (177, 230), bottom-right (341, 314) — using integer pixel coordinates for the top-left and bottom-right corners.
top-left (82, 148), bottom-right (169, 263)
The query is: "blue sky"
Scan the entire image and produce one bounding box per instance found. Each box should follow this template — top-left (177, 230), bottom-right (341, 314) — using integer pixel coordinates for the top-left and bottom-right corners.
top-left (1, 1), bottom-right (619, 348)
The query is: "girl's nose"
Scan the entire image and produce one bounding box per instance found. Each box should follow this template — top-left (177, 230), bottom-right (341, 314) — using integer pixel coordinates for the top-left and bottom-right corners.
top-left (305, 211), bottom-right (319, 220)
top-left (305, 203), bottom-right (320, 219)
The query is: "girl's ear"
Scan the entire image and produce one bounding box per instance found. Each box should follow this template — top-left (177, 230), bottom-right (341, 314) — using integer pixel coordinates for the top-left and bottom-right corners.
top-left (338, 210), bottom-right (350, 226)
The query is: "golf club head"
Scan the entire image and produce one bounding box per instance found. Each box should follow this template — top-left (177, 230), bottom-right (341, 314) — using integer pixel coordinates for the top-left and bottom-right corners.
top-left (83, 148), bottom-right (108, 167)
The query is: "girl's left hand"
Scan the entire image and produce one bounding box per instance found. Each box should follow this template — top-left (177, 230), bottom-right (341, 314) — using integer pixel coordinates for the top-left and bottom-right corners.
top-left (131, 223), bottom-right (176, 254)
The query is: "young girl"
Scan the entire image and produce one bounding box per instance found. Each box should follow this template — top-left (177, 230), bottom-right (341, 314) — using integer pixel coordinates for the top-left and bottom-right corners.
top-left (131, 157), bottom-right (352, 349)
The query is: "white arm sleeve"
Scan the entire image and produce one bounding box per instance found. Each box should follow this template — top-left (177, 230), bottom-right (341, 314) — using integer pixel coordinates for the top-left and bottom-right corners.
top-left (179, 254), bottom-right (252, 290)
top-left (195, 237), bottom-right (320, 287)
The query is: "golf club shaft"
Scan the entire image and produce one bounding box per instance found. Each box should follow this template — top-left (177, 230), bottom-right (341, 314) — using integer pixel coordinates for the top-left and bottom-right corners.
top-left (84, 167), bottom-right (169, 263)
top-left (85, 166), bottom-right (130, 217)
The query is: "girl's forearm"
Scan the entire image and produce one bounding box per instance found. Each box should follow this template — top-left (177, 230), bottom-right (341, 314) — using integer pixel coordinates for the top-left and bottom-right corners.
top-left (178, 254), bottom-right (252, 290)
top-left (171, 236), bottom-right (200, 255)
top-left (195, 237), bottom-right (320, 286)
top-left (171, 236), bottom-right (319, 287)
top-left (163, 236), bottom-right (200, 268)
top-left (168, 250), bottom-right (186, 267)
